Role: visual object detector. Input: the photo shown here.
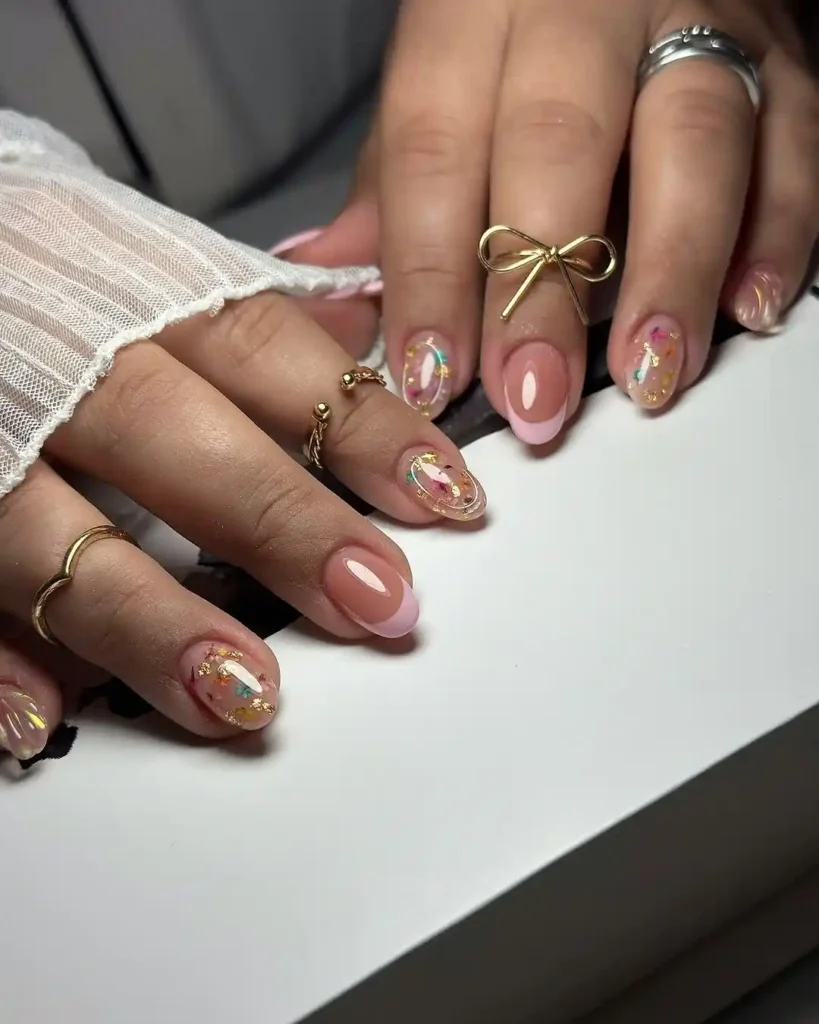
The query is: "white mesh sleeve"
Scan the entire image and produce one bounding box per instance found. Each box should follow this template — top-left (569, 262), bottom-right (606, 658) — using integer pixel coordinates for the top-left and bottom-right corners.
top-left (0, 111), bottom-right (382, 498)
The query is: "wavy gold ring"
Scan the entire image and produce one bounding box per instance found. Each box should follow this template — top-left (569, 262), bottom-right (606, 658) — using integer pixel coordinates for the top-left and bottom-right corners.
top-left (31, 525), bottom-right (140, 645)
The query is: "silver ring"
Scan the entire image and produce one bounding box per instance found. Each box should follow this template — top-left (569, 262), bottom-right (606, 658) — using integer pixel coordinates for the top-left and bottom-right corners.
top-left (637, 25), bottom-right (762, 113)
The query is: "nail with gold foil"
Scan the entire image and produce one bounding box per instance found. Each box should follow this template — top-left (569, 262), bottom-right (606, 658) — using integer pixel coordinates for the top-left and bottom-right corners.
top-left (399, 449), bottom-right (487, 522)
top-left (0, 686), bottom-right (48, 760)
top-left (402, 333), bottom-right (453, 419)
top-left (181, 642), bottom-right (279, 730)
top-left (626, 316), bottom-right (685, 410)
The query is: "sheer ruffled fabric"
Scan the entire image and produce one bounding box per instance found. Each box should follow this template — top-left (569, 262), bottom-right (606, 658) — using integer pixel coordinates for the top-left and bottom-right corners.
top-left (0, 111), bottom-right (381, 498)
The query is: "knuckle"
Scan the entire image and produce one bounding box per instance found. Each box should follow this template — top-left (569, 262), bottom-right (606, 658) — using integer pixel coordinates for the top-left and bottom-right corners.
top-left (664, 87), bottom-right (748, 145)
top-left (385, 114), bottom-right (468, 180)
top-left (85, 346), bottom-right (186, 457)
top-left (80, 568), bottom-right (146, 660)
top-left (216, 293), bottom-right (297, 376)
top-left (500, 98), bottom-right (607, 165)
top-left (243, 463), bottom-right (310, 559)
top-left (393, 243), bottom-right (471, 293)
top-left (327, 382), bottom-right (386, 459)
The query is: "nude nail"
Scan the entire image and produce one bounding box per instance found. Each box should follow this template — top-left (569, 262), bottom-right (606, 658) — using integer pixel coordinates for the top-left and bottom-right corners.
top-left (0, 686), bottom-right (48, 760)
top-left (269, 227), bottom-right (324, 257)
top-left (734, 266), bottom-right (783, 333)
top-left (625, 316), bottom-right (685, 410)
top-left (181, 642), bottom-right (279, 730)
top-left (402, 332), bottom-right (453, 419)
top-left (324, 547), bottom-right (419, 638)
top-left (503, 340), bottom-right (569, 445)
top-left (399, 448), bottom-right (487, 522)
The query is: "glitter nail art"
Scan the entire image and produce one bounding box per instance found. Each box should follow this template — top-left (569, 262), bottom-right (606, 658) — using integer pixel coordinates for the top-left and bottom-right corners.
top-left (184, 643), bottom-right (278, 730)
top-left (401, 450), bottom-right (487, 522)
top-left (402, 334), bottom-right (452, 419)
top-left (734, 267), bottom-right (783, 334)
top-left (0, 687), bottom-right (48, 760)
top-left (626, 317), bottom-right (685, 409)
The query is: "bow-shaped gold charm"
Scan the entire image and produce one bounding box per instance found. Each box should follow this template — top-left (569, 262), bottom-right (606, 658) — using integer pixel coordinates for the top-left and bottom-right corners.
top-left (478, 226), bottom-right (617, 326)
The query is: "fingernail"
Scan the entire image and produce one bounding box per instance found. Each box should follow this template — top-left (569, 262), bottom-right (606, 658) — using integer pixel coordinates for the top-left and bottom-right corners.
top-left (324, 547), bottom-right (419, 638)
top-left (269, 227), bottom-right (324, 257)
top-left (626, 316), bottom-right (685, 410)
top-left (402, 333), bottom-right (453, 419)
top-left (325, 285), bottom-right (364, 301)
top-left (0, 686), bottom-right (48, 760)
top-left (503, 341), bottom-right (569, 445)
top-left (734, 265), bottom-right (783, 333)
top-left (181, 642), bottom-right (279, 730)
top-left (399, 449), bottom-right (487, 522)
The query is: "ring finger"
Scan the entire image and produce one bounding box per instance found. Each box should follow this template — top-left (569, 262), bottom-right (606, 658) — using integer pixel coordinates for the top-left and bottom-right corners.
top-left (608, 16), bottom-right (758, 407)
top-left (480, 3), bottom-right (638, 446)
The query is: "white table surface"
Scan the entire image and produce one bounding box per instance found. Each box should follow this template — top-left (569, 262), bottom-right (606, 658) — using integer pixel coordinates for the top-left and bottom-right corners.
top-left (4, 297), bottom-right (819, 1024)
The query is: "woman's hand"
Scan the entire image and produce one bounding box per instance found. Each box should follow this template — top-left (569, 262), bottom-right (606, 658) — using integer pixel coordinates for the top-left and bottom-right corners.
top-left (289, 0), bottom-right (819, 439)
top-left (0, 289), bottom-right (486, 759)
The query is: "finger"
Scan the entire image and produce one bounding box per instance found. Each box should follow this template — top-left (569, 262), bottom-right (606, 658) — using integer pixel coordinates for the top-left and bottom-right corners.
top-left (609, 27), bottom-right (757, 408)
top-left (0, 462), bottom-right (281, 736)
top-left (481, 5), bottom-right (636, 445)
top-left (47, 340), bottom-right (432, 641)
top-left (271, 129), bottom-right (384, 357)
top-left (0, 641), bottom-right (60, 761)
top-left (162, 293), bottom-right (487, 527)
top-left (727, 51), bottom-right (819, 332)
top-left (380, 0), bottom-right (506, 418)
top-left (270, 204), bottom-right (382, 359)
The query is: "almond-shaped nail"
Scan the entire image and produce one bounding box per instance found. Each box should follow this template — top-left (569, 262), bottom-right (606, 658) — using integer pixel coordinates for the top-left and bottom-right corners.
top-left (402, 333), bottom-right (453, 419)
top-left (734, 266), bottom-right (783, 333)
top-left (503, 340), bottom-right (569, 445)
top-left (269, 227), bottom-right (324, 257)
top-left (626, 316), bottom-right (685, 409)
top-left (399, 449), bottom-right (487, 522)
top-left (324, 547), bottom-right (419, 638)
top-left (182, 642), bottom-right (279, 730)
top-left (0, 686), bottom-right (48, 760)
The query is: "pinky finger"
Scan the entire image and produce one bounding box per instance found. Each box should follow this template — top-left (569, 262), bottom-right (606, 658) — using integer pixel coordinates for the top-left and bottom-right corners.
top-left (0, 641), bottom-right (61, 761)
top-left (728, 53), bottom-right (819, 332)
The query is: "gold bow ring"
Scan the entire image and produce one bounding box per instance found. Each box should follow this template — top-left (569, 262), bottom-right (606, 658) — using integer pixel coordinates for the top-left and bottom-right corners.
top-left (478, 226), bottom-right (617, 326)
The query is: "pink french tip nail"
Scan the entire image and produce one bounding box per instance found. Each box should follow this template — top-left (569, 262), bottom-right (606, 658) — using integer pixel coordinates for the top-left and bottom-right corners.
top-left (734, 265), bottom-right (783, 334)
top-left (503, 341), bottom-right (570, 446)
top-left (269, 227), bottom-right (325, 257)
top-left (0, 685), bottom-right (49, 760)
top-left (324, 547), bottom-right (419, 638)
top-left (181, 642), bottom-right (280, 730)
top-left (625, 315), bottom-right (686, 410)
top-left (325, 285), bottom-right (363, 301)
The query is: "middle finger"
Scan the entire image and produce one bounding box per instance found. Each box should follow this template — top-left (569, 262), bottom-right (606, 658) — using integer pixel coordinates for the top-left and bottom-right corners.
top-left (481, 2), bottom-right (638, 445)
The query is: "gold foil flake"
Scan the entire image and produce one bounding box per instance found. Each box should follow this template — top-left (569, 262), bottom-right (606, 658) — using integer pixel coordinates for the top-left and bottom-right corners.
top-left (197, 661), bottom-right (212, 676)
top-left (250, 698), bottom-right (276, 715)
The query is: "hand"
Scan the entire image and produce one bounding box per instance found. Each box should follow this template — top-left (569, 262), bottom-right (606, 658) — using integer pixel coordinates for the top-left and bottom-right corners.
top-left (0, 290), bottom-right (486, 760)
top-left (288, 0), bottom-right (819, 439)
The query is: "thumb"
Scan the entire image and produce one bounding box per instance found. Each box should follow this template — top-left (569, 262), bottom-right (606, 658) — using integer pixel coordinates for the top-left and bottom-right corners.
top-left (272, 124), bottom-right (382, 357)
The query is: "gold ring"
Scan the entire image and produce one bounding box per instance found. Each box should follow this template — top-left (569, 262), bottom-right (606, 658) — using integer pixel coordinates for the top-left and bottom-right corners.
top-left (306, 367), bottom-right (387, 469)
top-left (31, 525), bottom-right (141, 645)
top-left (478, 225), bottom-right (617, 326)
